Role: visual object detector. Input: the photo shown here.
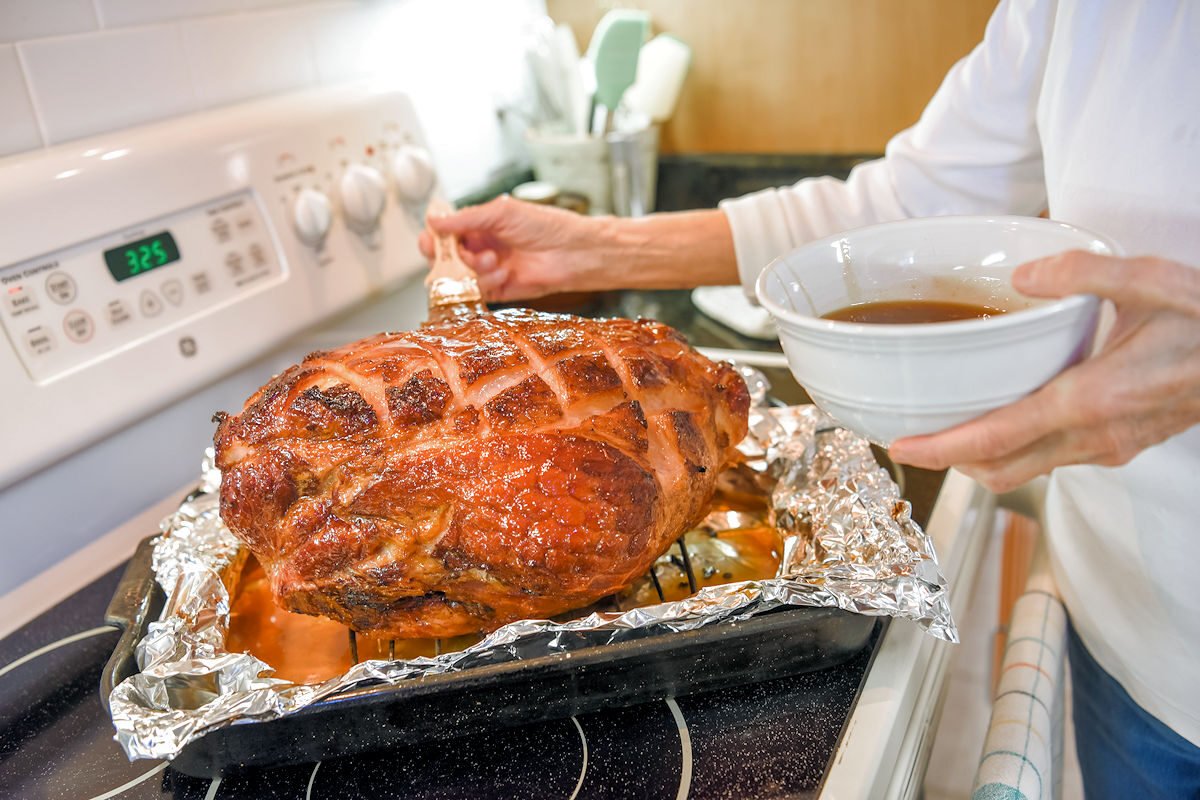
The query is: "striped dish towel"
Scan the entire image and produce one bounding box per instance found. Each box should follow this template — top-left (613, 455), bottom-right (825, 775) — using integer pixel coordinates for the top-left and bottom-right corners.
top-left (972, 536), bottom-right (1067, 800)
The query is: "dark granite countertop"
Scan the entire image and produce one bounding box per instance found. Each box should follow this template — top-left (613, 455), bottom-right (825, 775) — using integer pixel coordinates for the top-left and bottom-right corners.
top-left (654, 153), bottom-right (879, 212)
top-left (455, 152), bottom-right (880, 213)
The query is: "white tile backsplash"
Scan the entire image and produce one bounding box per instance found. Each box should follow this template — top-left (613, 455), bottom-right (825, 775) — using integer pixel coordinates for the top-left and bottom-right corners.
top-left (19, 24), bottom-right (197, 145)
top-left (0, 0), bottom-right (99, 45)
top-left (0, 45), bottom-right (43, 156)
top-left (0, 0), bottom-right (546, 198)
top-left (306, 2), bottom-right (379, 85)
top-left (182, 8), bottom-right (317, 109)
top-left (95, 0), bottom-right (319, 29)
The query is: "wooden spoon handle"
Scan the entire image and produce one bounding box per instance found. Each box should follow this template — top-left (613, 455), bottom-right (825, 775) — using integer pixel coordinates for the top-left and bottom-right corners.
top-left (425, 199), bottom-right (473, 282)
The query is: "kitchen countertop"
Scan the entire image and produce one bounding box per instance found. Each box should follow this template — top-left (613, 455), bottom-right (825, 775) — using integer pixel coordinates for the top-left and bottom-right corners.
top-left (653, 153), bottom-right (878, 212)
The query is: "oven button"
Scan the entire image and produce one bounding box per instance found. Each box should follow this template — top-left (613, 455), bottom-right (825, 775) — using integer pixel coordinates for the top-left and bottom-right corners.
top-left (6, 285), bottom-right (38, 316)
top-left (107, 299), bottom-right (132, 326)
top-left (191, 272), bottom-right (212, 295)
top-left (161, 279), bottom-right (184, 306)
top-left (45, 272), bottom-right (77, 305)
top-left (211, 218), bottom-right (231, 243)
top-left (63, 310), bottom-right (94, 343)
top-left (140, 290), bottom-right (163, 318)
top-left (248, 242), bottom-right (267, 267)
top-left (225, 252), bottom-right (245, 277)
top-left (24, 326), bottom-right (55, 355)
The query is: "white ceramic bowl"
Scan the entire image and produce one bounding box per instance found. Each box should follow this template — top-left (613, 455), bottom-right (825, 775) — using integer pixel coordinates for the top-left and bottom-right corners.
top-left (755, 216), bottom-right (1117, 445)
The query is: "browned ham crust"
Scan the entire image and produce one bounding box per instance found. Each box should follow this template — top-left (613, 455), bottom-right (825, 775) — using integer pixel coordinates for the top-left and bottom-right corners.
top-left (214, 309), bottom-right (749, 638)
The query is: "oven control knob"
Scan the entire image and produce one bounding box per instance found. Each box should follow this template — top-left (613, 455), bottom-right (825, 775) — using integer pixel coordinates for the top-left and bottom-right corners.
top-left (339, 163), bottom-right (387, 232)
top-left (293, 188), bottom-right (333, 245)
top-left (391, 145), bottom-right (436, 202)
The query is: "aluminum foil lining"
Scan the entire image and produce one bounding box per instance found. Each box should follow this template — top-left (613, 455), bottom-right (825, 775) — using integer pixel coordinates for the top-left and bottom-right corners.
top-left (108, 366), bottom-right (956, 761)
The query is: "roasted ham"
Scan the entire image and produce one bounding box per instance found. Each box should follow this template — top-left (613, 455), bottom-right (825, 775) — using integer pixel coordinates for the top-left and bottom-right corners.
top-left (214, 309), bottom-right (749, 638)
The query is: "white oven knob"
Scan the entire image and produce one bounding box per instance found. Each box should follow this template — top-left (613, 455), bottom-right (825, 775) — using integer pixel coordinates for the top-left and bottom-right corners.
top-left (339, 163), bottom-right (387, 232)
top-left (293, 188), bottom-right (332, 245)
top-left (391, 145), bottom-right (436, 202)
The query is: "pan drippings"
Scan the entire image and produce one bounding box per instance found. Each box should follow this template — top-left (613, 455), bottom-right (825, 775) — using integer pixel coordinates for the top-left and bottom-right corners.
top-left (226, 495), bottom-right (782, 685)
top-left (227, 559), bottom-right (482, 684)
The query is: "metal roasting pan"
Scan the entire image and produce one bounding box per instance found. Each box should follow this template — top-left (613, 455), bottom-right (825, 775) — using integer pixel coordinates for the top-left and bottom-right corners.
top-left (100, 529), bottom-right (880, 777)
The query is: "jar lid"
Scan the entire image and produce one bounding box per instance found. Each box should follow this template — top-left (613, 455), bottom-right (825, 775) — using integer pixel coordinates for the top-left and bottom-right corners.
top-left (512, 181), bottom-right (561, 205)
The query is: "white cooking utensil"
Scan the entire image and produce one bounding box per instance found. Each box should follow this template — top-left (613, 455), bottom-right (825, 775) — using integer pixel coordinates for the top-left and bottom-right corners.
top-left (586, 9), bottom-right (649, 134)
top-left (552, 23), bottom-right (589, 135)
top-left (625, 34), bottom-right (692, 123)
top-left (524, 18), bottom-right (572, 130)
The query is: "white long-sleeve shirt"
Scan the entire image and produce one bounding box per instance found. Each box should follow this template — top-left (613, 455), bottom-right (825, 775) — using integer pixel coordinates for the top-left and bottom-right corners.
top-left (721, 0), bottom-right (1200, 745)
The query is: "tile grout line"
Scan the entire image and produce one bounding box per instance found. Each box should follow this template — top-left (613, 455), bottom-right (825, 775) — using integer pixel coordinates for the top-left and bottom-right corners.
top-left (174, 20), bottom-right (202, 114)
top-left (12, 43), bottom-right (50, 148)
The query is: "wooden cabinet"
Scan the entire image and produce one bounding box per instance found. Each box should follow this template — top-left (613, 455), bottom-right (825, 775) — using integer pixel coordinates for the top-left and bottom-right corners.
top-left (548, 0), bottom-right (998, 154)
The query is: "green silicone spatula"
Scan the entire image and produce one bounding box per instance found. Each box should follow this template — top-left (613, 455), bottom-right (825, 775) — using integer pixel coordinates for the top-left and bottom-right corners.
top-left (586, 9), bottom-right (650, 134)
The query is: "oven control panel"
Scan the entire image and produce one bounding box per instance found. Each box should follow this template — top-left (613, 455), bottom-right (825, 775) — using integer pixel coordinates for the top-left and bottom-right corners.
top-left (1, 190), bottom-right (282, 383)
top-left (0, 86), bottom-right (442, 489)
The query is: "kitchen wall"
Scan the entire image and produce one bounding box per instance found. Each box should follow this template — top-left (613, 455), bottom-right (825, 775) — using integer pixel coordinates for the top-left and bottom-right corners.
top-left (0, 0), bottom-right (547, 197)
top-left (547, 0), bottom-right (998, 154)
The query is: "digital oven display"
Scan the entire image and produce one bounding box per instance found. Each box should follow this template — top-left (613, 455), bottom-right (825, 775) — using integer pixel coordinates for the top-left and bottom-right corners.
top-left (103, 231), bottom-right (181, 282)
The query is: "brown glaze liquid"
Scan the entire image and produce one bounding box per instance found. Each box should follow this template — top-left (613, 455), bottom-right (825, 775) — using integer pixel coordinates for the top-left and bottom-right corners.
top-left (823, 299), bottom-right (1007, 324)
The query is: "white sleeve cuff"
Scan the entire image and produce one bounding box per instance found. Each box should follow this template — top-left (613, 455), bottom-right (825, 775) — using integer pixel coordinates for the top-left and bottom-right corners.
top-left (719, 188), bottom-right (800, 301)
top-left (718, 159), bottom-right (906, 301)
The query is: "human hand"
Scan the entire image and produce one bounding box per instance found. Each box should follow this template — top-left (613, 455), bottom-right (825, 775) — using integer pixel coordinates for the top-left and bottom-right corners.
top-left (419, 196), bottom-right (610, 302)
top-left (888, 252), bottom-right (1200, 492)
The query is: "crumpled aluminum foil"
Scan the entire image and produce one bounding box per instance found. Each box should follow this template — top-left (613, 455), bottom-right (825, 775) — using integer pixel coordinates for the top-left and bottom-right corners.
top-left (108, 367), bottom-right (956, 761)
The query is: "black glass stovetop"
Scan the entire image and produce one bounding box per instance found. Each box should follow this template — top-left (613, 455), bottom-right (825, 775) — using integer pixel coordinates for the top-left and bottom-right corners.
top-left (0, 290), bottom-right (945, 799)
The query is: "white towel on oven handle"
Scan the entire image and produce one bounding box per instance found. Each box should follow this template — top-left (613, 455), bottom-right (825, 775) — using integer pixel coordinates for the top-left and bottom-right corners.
top-left (973, 486), bottom-right (1067, 800)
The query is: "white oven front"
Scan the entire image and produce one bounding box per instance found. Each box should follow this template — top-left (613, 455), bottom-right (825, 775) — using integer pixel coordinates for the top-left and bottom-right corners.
top-left (0, 86), bottom-right (441, 603)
